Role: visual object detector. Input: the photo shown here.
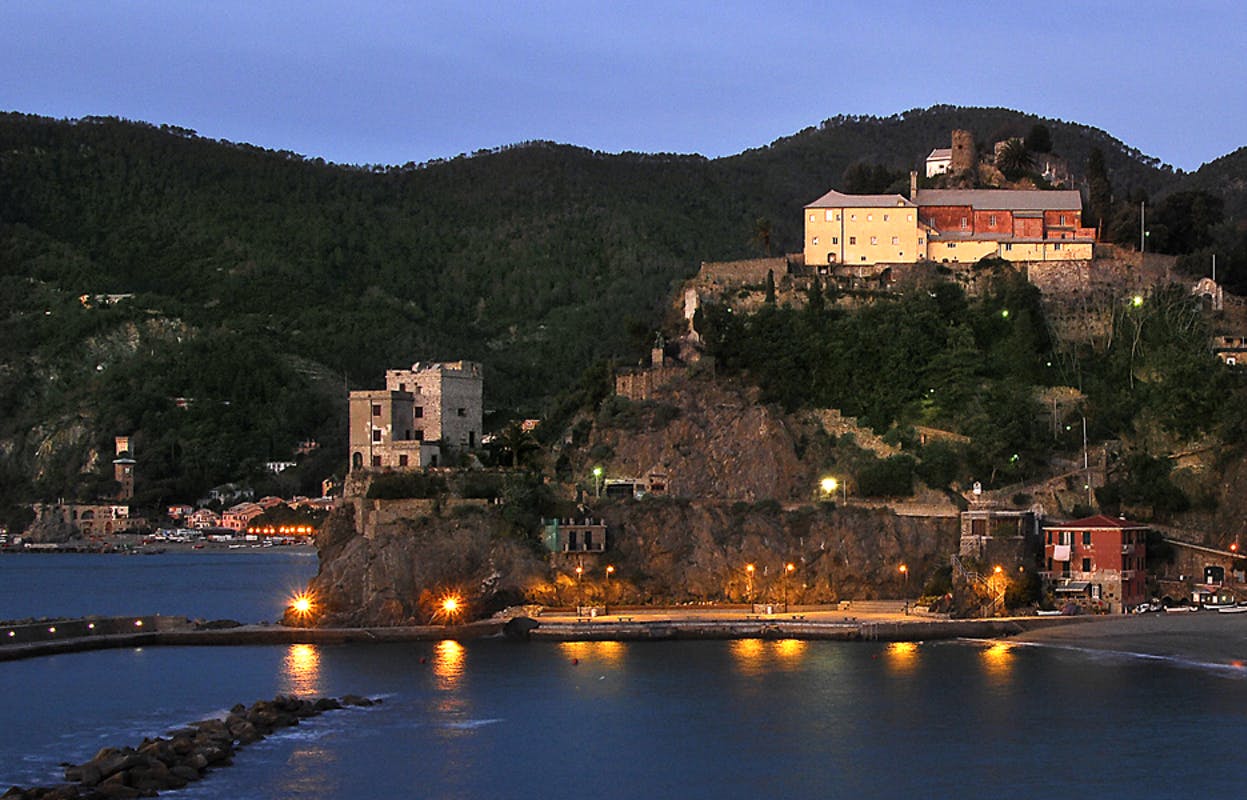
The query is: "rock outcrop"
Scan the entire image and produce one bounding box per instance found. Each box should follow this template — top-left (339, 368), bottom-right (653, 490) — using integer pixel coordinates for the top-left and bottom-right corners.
top-left (2, 695), bottom-right (378, 800)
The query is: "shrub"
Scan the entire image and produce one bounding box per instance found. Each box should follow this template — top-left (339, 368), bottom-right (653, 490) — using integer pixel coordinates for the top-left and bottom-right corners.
top-left (855, 454), bottom-right (915, 497)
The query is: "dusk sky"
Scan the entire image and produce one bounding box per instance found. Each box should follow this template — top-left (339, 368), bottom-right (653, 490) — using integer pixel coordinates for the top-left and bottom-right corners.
top-left (2, 1), bottom-right (1243, 172)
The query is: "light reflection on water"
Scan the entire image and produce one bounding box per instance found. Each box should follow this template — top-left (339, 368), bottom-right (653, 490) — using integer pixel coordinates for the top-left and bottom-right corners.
top-left (280, 644), bottom-right (322, 697)
top-left (556, 640), bottom-right (625, 666)
top-left (883, 640), bottom-right (920, 674)
top-left (278, 744), bottom-right (338, 800)
top-left (980, 641), bottom-right (1016, 684)
top-left (729, 638), bottom-right (807, 675)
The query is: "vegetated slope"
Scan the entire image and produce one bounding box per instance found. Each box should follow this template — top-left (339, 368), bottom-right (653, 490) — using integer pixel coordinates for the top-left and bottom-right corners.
top-left (0, 106), bottom-right (1208, 509)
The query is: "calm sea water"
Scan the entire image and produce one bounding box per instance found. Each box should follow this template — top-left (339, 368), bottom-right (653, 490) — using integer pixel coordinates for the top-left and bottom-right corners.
top-left (0, 551), bottom-right (319, 622)
top-left (1, 556), bottom-right (1245, 799)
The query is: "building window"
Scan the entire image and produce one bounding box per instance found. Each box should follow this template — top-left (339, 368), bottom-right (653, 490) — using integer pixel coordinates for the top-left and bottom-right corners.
top-left (867, 214), bottom-right (873, 221)
top-left (989, 214), bottom-right (997, 226)
top-left (398, 383), bottom-right (406, 392)
top-left (1054, 243), bottom-right (1062, 251)
top-left (1082, 531), bottom-right (1092, 546)
top-left (812, 236), bottom-right (819, 246)
top-left (831, 237), bottom-right (838, 245)
top-left (918, 237), bottom-right (924, 245)
top-left (948, 243), bottom-right (956, 249)
top-left (414, 429), bottom-right (424, 441)
top-left (810, 214), bottom-right (816, 222)
top-left (883, 214), bottom-right (889, 221)
top-left (891, 236), bottom-right (898, 245)
top-left (371, 404), bottom-right (381, 417)
top-left (372, 429), bottom-right (381, 443)
top-left (414, 407), bottom-right (424, 418)
top-left (907, 214), bottom-right (913, 222)
top-left (825, 210), bottom-right (834, 222)
top-left (398, 454), bottom-right (408, 467)
top-left (1059, 214), bottom-right (1067, 225)
top-left (850, 214), bottom-right (856, 221)
top-left (835, 213), bottom-right (841, 221)
top-left (371, 455), bottom-right (382, 467)
top-left (1004, 243), bottom-right (1012, 251)
top-left (870, 236), bottom-right (877, 245)
top-left (960, 217), bottom-right (968, 228)
top-left (1082, 557), bottom-right (1092, 573)
top-left (849, 236), bottom-right (856, 245)
top-left (457, 408), bottom-right (466, 417)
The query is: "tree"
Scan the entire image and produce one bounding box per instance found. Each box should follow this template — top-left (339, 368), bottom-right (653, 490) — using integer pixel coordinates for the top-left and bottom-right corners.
top-left (1086, 148), bottom-right (1113, 237)
top-left (995, 138), bottom-right (1034, 181)
top-left (764, 269), bottom-right (776, 304)
top-left (753, 217), bottom-right (774, 256)
top-left (1024, 124), bottom-right (1052, 154)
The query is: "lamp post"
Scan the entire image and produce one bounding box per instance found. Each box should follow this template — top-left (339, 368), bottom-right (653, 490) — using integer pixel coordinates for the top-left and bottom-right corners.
top-left (575, 563), bottom-right (584, 610)
top-left (783, 562), bottom-right (795, 610)
top-left (593, 466), bottom-right (603, 498)
top-left (820, 477), bottom-right (846, 503)
top-left (899, 563), bottom-right (908, 592)
top-left (605, 564), bottom-right (615, 608)
top-left (745, 563), bottom-right (755, 605)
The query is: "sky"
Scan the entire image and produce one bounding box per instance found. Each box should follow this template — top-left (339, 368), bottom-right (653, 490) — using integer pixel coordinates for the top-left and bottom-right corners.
top-left (1, 1), bottom-right (1243, 172)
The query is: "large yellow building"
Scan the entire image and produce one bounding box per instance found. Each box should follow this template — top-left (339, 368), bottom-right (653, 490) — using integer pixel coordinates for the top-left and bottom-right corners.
top-left (802, 190), bottom-right (924, 267)
top-left (804, 186), bottom-right (1096, 267)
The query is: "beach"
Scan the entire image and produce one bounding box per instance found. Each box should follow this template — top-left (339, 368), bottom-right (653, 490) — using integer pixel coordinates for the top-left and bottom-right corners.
top-left (1008, 611), bottom-right (1247, 668)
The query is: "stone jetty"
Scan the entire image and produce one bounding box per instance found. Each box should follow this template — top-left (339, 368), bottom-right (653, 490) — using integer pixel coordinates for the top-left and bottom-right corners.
top-left (1, 694), bottom-right (380, 800)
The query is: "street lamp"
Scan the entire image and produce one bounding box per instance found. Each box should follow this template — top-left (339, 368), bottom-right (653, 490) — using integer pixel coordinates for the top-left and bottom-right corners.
top-left (820, 477), bottom-right (846, 503)
top-left (592, 466), bottom-right (603, 498)
top-left (783, 562), bottom-right (795, 610)
top-left (898, 563), bottom-right (908, 592)
top-left (745, 563), bottom-right (755, 604)
top-left (575, 563), bottom-right (584, 609)
top-left (605, 564), bottom-right (615, 607)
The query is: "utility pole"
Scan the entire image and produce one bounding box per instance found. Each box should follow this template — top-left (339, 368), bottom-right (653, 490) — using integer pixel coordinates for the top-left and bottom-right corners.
top-left (1140, 201), bottom-right (1146, 254)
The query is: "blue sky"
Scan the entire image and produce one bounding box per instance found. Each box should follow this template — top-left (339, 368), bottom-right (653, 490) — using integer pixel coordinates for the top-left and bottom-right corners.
top-left (1, 1), bottom-right (1242, 171)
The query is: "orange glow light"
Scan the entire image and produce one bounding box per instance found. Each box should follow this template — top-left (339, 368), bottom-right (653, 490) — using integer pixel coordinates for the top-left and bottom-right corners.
top-left (290, 593), bottom-right (314, 618)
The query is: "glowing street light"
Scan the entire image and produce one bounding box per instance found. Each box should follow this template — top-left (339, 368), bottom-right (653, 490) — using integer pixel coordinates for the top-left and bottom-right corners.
top-left (592, 466), bottom-right (604, 497)
top-left (783, 562), bottom-right (796, 609)
top-left (820, 477), bottom-right (846, 503)
top-left (899, 563), bottom-right (909, 591)
top-left (575, 563), bottom-right (585, 609)
top-left (290, 592), bottom-right (314, 621)
top-left (605, 564), bottom-right (615, 607)
top-left (745, 563), bottom-right (756, 604)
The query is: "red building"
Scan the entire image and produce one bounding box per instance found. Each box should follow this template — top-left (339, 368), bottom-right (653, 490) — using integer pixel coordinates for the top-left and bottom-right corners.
top-left (1042, 514), bottom-right (1149, 613)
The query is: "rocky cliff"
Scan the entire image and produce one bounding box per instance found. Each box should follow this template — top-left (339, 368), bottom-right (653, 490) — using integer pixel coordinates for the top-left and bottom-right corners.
top-left (295, 371), bottom-right (963, 626)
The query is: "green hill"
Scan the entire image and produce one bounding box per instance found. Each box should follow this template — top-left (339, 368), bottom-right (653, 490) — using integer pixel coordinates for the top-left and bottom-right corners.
top-left (0, 105), bottom-right (1237, 513)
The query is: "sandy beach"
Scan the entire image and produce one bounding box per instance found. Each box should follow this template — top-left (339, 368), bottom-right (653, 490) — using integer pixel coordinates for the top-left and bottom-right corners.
top-left (1007, 611), bottom-right (1247, 668)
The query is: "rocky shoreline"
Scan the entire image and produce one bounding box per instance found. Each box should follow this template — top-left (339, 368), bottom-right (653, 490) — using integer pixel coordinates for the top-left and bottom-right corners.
top-left (1, 694), bottom-right (380, 800)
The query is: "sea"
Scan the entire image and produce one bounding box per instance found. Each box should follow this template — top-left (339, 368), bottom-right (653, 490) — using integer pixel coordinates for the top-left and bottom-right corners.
top-left (2, 552), bottom-right (1245, 799)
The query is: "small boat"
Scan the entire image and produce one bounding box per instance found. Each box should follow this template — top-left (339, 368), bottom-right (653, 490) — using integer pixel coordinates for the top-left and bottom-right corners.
top-left (1217, 605), bottom-right (1247, 614)
top-left (1164, 605), bottom-right (1199, 613)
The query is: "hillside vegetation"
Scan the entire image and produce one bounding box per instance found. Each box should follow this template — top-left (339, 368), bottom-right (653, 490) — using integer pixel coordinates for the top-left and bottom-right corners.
top-left (1, 105), bottom-right (1244, 516)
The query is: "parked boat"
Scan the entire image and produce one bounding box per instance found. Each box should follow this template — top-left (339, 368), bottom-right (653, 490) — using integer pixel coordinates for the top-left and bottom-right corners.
top-left (1217, 605), bottom-right (1247, 614)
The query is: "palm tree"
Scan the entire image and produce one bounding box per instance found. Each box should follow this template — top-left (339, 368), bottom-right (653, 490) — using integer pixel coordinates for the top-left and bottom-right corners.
top-left (996, 138), bottom-right (1034, 181)
top-left (498, 421), bottom-right (539, 468)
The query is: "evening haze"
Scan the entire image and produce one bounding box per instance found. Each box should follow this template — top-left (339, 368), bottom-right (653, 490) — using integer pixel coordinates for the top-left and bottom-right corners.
top-left (1, 1), bottom-right (1243, 172)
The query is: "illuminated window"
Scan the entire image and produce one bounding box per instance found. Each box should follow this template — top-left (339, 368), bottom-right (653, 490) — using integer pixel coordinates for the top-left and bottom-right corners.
top-left (825, 210), bottom-right (834, 222)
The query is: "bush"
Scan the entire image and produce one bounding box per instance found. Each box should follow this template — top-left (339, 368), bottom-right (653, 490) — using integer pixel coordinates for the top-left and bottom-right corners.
top-left (856, 454), bottom-right (915, 497)
top-left (366, 472), bottom-right (448, 500)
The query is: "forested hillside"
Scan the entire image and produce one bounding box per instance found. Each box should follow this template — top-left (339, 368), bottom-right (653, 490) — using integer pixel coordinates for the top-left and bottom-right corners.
top-left (0, 105), bottom-right (1241, 514)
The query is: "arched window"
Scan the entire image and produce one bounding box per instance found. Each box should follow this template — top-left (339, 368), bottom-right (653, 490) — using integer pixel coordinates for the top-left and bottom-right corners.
top-left (352, 452), bottom-right (363, 470)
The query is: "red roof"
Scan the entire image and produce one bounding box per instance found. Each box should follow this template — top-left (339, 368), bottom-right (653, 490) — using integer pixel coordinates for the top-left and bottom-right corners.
top-left (1043, 514), bottom-right (1149, 531)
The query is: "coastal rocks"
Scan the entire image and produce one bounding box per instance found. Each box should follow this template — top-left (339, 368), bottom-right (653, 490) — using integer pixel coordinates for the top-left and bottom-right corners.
top-left (2, 695), bottom-right (379, 800)
top-left (300, 504), bottom-right (546, 627)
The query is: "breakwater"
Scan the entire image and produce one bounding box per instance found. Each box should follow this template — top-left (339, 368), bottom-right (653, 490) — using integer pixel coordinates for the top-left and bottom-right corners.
top-left (2, 694), bottom-right (380, 800)
top-left (0, 614), bottom-right (1101, 662)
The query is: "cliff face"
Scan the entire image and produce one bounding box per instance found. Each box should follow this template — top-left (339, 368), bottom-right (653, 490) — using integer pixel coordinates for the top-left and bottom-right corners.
top-left (300, 371), bottom-right (959, 625)
top-left (588, 375), bottom-right (816, 501)
top-left (299, 496), bottom-right (957, 625)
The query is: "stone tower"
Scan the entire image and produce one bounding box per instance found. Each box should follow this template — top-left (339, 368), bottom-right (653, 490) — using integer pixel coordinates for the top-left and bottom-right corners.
top-left (112, 435), bottom-right (135, 501)
top-left (950, 129), bottom-right (976, 173)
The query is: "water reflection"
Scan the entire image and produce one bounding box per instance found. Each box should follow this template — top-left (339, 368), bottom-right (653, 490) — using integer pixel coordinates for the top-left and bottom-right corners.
top-left (980, 642), bottom-right (1015, 683)
top-left (883, 641), bottom-right (919, 674)
top-left (433, 640), bottom-right (465, 690)
top-left (557, 640), bottom-right (625, 666)
top-left (281, 644), bottom-right (322, 696)
top-left (730, 639), bottom-right (807, 675)
top-left (277, 744), bottom-right (338, 800)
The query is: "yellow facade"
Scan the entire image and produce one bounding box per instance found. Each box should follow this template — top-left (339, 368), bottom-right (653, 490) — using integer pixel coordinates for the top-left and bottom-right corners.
top-left (804, 192), bottom-right (922, 267)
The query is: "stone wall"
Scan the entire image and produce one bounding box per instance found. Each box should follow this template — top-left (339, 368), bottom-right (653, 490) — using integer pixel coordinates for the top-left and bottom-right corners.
top-left (696, 257), bottom-right (789, 289)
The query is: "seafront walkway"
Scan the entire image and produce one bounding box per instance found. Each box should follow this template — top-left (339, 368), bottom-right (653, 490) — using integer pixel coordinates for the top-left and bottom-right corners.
top-left (0, 604), bottom-right (1103, 661)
